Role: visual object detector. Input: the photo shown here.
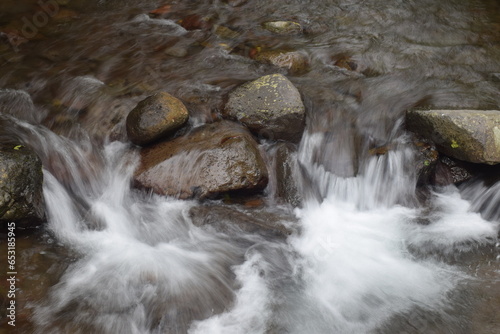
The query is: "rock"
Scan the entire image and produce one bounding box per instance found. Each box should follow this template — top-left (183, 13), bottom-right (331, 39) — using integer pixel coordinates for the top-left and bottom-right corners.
top-left (406, 109), bottom-right (500, 165)
top-left (334, 56), bottom-right (358, 71)
top-left (272, 143), bottom-right (302, 206)
top-left (0, 89), bottom-right (39, 123)
top-left (126, 92), bottom-right (189, 146)
top-left (224, 74), bottom-right (306, 142)
top-left (411, 137), bottom-right (439, 185)
top-left (432, 155), bottom-right (475, 186)
top-left (134, 120), bottom-right (268, 199)
top-left (253, 49), bottom-right (309, 75)
top-left (262, 21), bottom-right (302, 35)
top-left (213, 25), bottom-right (240, 40)
top-left (179, 14), bottom-right (213, 31)
top-left (0, 145), bottom-right (45, 226)
top-left (57, 76), bottom-right (106, 111)
top-left (189, 204), bottom-right (298, 237)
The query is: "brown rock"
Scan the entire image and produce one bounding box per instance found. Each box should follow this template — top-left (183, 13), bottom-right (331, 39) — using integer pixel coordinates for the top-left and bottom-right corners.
top-left (134, 121), bottom-right (268, 199)
top-left (126, 92), bottom-right (189, 146)
top-left (253, 49), bottom-right (309, 75)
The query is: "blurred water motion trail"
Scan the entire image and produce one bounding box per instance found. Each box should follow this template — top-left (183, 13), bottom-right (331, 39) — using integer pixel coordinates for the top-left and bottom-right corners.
top-left (0, 0), bottom-right (500, 333)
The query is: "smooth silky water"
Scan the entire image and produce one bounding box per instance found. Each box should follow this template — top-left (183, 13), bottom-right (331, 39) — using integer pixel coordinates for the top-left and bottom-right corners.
top-left (0, 0), bottom-right (499, 333)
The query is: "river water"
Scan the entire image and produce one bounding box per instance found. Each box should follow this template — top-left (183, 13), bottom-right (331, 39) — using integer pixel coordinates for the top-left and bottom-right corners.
top-left (0, 0), bottom-right (499, 333)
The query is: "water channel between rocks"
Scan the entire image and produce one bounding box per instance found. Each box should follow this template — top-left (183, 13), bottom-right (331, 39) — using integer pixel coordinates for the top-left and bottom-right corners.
top-left (0, 0), bottom-right (499, 333)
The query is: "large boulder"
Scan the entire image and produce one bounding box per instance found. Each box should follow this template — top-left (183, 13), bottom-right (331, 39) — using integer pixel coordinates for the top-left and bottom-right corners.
top-left (126, 92), bottom-right (189, 146)
top-left (134, 121), bottom-right (268, 199)
top-left (0, 145), bottom-right (45, 225)
top-left (224, 74), bottom-right (306, 142)
top-left (406, 109), bottom-right (500, 165)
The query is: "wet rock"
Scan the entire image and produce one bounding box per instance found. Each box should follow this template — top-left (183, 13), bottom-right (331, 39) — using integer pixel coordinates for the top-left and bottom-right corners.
top-left (224, 74), bottom-right (306, 142)
top-left (406, 109), bottom-right (500, 165)
top-left (0, 145), bottom-right (45, 226)
top-left (57, 76), bottom-right (107, 111)
top-left (0, 89), bottom-right (40, 123)
top-left (262, 21), bottom-right (303, 35)
top-left (253, 49), bottom-right (309, 75)
top-left (126, 92), bottom-right (189, 146)
top-left (334, 56), bottom-right (358, 71)
top-left (432, 155), bottom-right (475, 186)
top-left (412, 137), bottom-right (439, 185)
top-left (179, 14), bottom-right (213, 31)
top-left (213, 25), bottom-right (240, 40)
top-left (189, 204), bottom-right (298, 237)
top-left (134, 120), bottom-right (268, 199)
top-left (149, 4), bottom-right (172, 16)
top-left (273, 143), bottom-right (302, 206)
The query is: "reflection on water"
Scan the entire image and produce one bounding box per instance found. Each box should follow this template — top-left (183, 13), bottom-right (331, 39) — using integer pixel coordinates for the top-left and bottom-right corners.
top-left (0, 0), bottom-right (499, 333)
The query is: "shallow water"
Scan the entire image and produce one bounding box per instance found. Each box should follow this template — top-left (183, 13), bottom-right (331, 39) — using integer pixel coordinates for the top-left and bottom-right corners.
top-left (1, 0), bottom-right (500, 333)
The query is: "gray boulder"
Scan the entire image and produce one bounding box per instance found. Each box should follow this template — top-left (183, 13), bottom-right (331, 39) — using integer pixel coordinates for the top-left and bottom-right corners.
top-left (225, 74), bottom-right (306, 142)
top-left (0, 145), bottom-right (45, 225)
top-left (134, 121), bottom-right (268, 199)
top-left (126, 92), bottom-right (189, 146)
top-left (406, 109), bottom-right (500, 164)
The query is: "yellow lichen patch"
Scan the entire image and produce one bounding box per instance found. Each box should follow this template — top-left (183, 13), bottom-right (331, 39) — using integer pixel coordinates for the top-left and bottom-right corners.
top-left (451, 139), bottom-right (459, 149)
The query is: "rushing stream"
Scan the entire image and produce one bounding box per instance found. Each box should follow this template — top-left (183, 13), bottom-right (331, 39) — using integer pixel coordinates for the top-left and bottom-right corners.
top-left (1, 0), bottom-right (500, 333)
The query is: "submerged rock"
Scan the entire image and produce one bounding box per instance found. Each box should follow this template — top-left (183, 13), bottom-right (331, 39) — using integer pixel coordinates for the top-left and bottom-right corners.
top-left (262, 21), bottom-right (303, 35)
top-left (412, 137), bottom-right (439, 186)
top-left (134, 120), bottom-right (268, 199)
top-left (406, 109), bottom-right (500, 165)
top-left (273, 142), bottom-right (302, 207)
top-left (253, 49), bottom-right (309, 75)
top-left (126, 92), bottom-right (189, 146)
top-left (0, 89), bottom-right (39, 123)
top-left (189, 204), bottom-right (298, 238)
top-left (0, 145), bottom-right (45, 226)
top-left (225, 74), bottom-right (306, 142)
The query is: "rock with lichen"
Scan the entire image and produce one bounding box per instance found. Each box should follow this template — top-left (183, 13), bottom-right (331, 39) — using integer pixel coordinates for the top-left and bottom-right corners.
top-left (406, 109), bottom-right (500, 165)
top-left (224, 74), bottom-right (306, 142)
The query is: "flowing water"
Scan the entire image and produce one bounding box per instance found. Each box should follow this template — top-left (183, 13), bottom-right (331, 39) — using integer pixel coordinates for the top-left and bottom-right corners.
top-left (1, 0), bottom-right (500, 333)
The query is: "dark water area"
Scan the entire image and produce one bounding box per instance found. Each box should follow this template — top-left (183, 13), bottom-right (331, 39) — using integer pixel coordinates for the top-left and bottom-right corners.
top-left (0, 0), bottom-right (499, 333)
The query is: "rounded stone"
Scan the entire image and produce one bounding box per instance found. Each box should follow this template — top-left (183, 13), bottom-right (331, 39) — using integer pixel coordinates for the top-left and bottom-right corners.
top-left (224, 74), bottom-right (306, 142)
top-left (126, 92), bottom-right (189, 146)
top-left (262, 21), bottom-right (303, 35)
